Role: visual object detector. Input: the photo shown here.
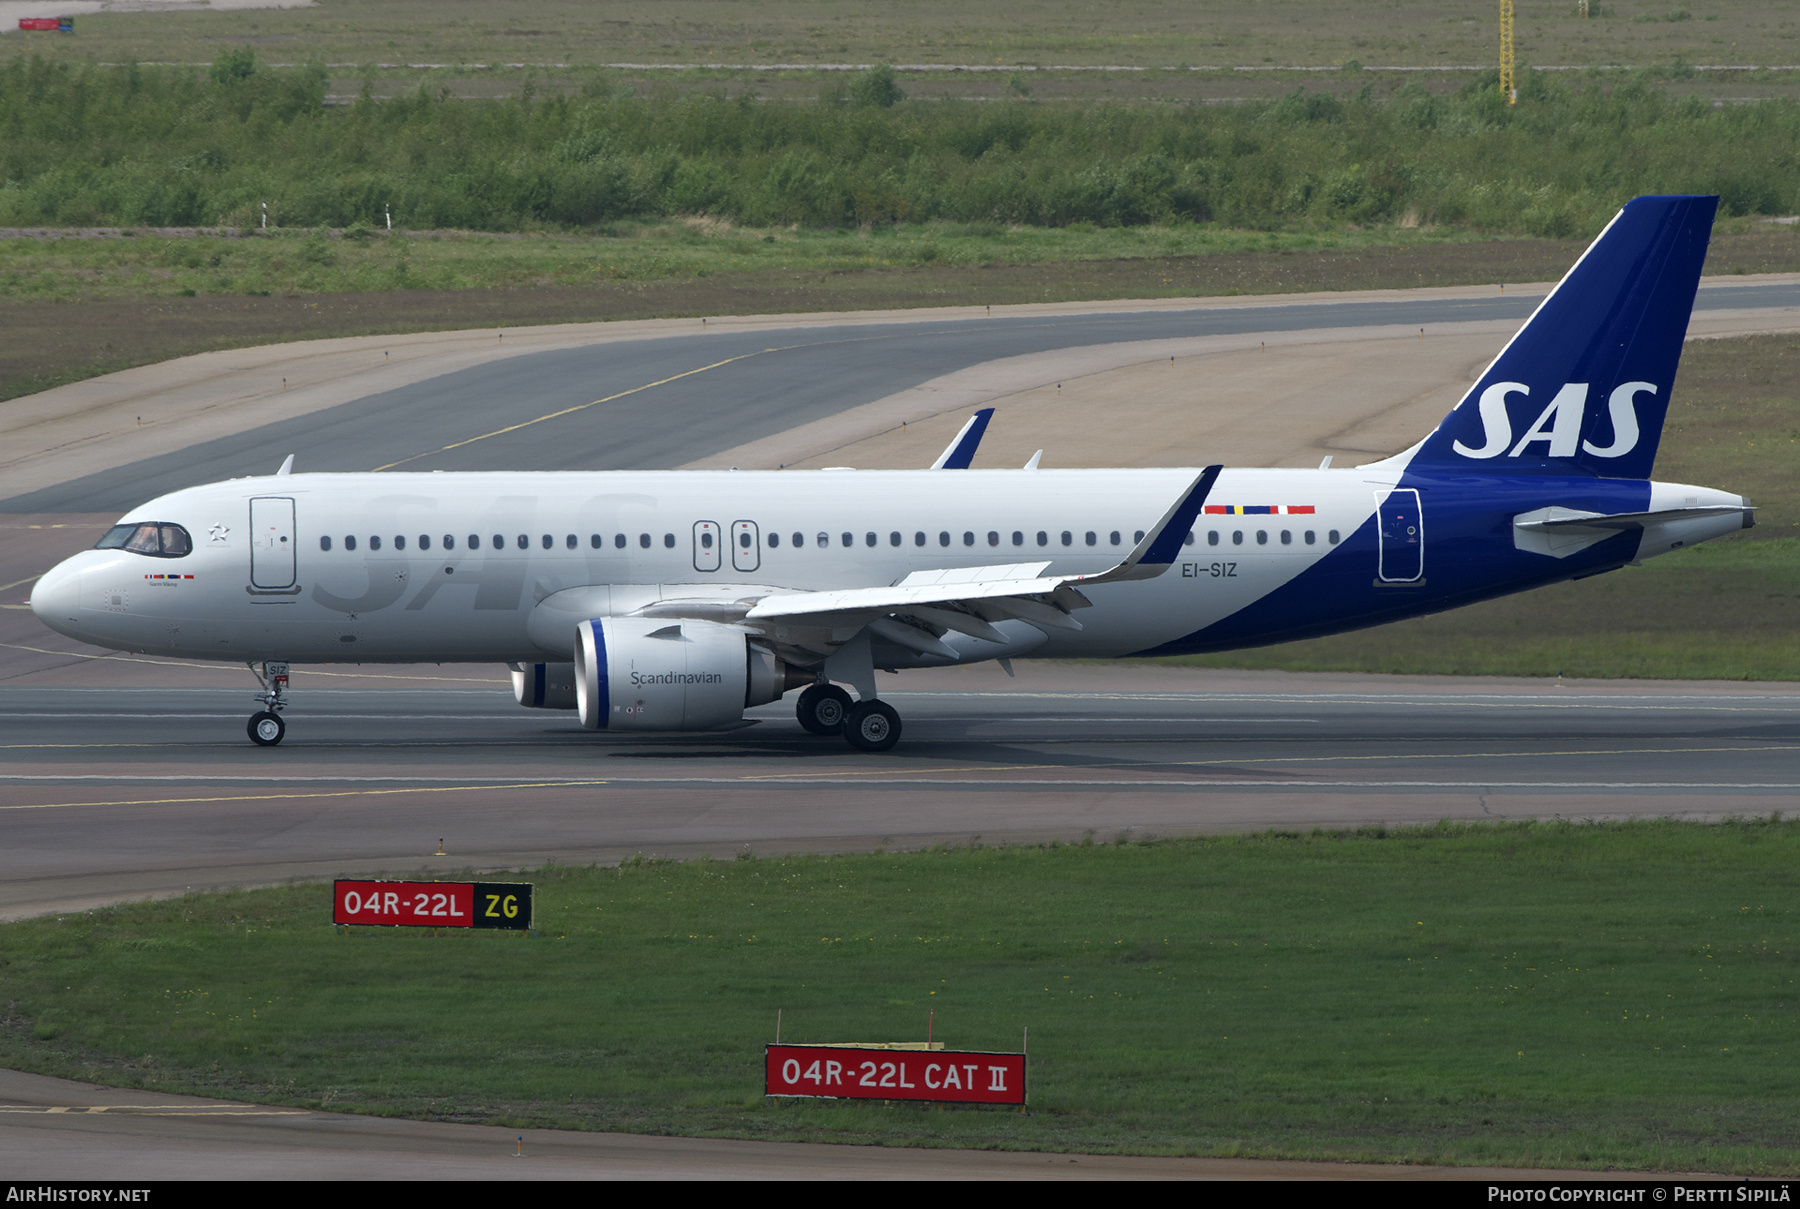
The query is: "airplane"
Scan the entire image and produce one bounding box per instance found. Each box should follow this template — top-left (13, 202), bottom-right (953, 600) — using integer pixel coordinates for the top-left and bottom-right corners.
top-left (29, 194), bottom-right (1753, 752)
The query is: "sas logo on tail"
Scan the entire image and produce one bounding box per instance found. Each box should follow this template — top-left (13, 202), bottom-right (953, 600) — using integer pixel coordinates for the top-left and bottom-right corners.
top-left (1452, 381), bottom-right (1655, 460)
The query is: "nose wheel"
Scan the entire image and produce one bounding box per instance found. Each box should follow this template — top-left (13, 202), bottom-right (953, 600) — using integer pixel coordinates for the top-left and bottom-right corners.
top-left (248, 710), bottom-right (286, 746)
top-left (246, 660), bottom-right (291, 747)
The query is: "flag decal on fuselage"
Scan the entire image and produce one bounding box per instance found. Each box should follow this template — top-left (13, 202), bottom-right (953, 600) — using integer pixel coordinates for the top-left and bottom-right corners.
top-left (1203, 505), bottom-right (1316, 515)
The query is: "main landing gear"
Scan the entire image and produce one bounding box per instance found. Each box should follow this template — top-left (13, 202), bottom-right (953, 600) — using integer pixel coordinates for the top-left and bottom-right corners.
top-left (247, 660), bottom-right (290, 747)
top-left (796, 683), bottom-right (902, 752)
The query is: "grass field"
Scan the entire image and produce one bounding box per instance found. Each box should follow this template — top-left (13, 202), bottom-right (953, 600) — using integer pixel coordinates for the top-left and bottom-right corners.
top-left (2, 822), bottom-right (1796, 1171)
top-left (5, 0), bottom-right (1797, 76)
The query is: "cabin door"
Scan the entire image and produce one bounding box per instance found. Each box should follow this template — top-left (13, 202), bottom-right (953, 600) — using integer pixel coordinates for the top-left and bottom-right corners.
top-left (249, 497), bottom-right (297, 590)
top-left (1376, 488), bottom-right (1424, 583)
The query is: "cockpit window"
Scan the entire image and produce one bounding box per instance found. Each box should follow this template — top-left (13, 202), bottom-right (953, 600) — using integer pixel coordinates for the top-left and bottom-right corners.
top-left (94, 522), bottom-right (192, 559)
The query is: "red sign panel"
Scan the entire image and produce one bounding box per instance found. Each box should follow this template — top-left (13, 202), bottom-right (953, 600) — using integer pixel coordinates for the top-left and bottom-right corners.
top-left (765, 1045), bottom-right (1025, 1105)
top-left (332, 880), bottom-right (533, 930)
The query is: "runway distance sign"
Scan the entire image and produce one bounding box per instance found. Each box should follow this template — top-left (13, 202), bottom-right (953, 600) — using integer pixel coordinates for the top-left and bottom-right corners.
top-left (765, 1045), bottom-right (1025, 1105)
top-left (333, 880), bottom-right (534, 930)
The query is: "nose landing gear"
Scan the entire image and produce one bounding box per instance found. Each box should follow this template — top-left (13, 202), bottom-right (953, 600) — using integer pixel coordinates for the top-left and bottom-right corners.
top-left (247, 660), bottom-right (290, 747)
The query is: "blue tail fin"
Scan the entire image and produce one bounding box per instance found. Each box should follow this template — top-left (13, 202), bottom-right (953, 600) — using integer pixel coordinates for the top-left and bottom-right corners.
top-left (1406, 194), bottom-right (1716, 480)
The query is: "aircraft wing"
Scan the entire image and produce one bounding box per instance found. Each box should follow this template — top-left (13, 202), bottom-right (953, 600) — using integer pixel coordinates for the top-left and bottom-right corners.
top-left (741, 465), bottom-right (1222, 640)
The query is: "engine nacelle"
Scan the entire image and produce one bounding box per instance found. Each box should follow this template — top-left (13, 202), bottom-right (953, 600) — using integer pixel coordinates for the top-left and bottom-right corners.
top-left (511, 662), bottom-right (577, 710)
top-left (574, 617), bottom-right (805, 731)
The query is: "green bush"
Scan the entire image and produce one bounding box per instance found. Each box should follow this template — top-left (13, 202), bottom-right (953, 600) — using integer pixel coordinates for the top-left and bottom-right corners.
top-left (2, 56), bottom-right (1797, 234)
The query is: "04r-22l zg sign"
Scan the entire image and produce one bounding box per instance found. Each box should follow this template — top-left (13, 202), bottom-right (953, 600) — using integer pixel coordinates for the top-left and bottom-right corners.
top-left (765, 1045), bottom-right (1025, 1105)
top-left (332, 880), bottom-right (534, 930)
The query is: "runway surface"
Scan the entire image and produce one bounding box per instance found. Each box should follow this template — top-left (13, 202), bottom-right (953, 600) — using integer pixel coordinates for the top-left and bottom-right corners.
top-left (9, 279), bottom-right (1798, 514)
top-left (2, 666), bottom-right (1794, 919)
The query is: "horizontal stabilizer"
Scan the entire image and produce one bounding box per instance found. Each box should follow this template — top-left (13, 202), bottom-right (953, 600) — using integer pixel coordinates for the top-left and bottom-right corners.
top-left (1514, 505), bottom-right (1752, 532)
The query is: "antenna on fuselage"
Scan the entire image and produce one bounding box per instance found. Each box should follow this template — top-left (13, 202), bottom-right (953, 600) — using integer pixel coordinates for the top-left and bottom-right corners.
top-left (275, 454), bottom-right (295, 476)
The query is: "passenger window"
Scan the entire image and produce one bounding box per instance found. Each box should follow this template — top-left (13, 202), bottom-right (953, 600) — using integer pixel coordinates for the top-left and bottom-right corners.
top-left (939, 531), bottom-right (950, 547)
top-left (445, 535), bottom-right (456, 550)
top-left (1110, 531), bottom-right (1121, 546)
top-left (1060, 531), bottom-right (1072, 547)
top-left (1012, 531), bottom-right (1024, 546)
top-left (639, 533), bottom-right (651, 549)
top-left (963, 531), bottom-right (975, 547)
top-left (890, 531), bottom-right (901, 547)
top-left (616, 534), bottom-right (627, 549)
top-left (793, 532), bottom-right (805, 548)
top-left (741, 531), bottom-right (754, 549)
top-left (1256, 530), bottom-right (1268, 545)
top-left (1084, 531), bottom-right (1096, 546)
top-left (987, 531), bottom-right (999, 546)
top-left (320, 535), bottom-right (332, 552)
top-left (420, 535), bottom-right (432, 551)
top-left (663, 533), bottom-right (675, 548)
top-left (817, 532), bottom-right (828, 548)
top-left (1280, 530), bottom-right (1292, 545)
top-left (769, 531), bottom-right (781, 548)
top-left (370, 536), bottom-right (382, 551)
top-left (841, 532), bottom-right (852, 548)
top-left (1304, 530), bottom-right (1316, 545)
top-left (467, 534), bottom-right (478, 550)
top-left (1232, 531), bottom-right (1243, 546)
top-left (1037, 531), bottom-right (1048, 547)
top-left (1328, 529), bottom-right (1341, 544)
top-left (346, 535), bottom-right (357, 551)
top-left (865, 532), bottom-right (876, 547)
top-left (590, 534), bottom-right (602, 549)
top-left (517, 534), bottom-right (529, 550)
top-left (701, 531), bottom-right (714, 550)
top-left (565, 534), bottom-right (577, 549)
top-left (1184, 532), bottom-right (1195, 546)
top-left (915, 532), bottom-right (926, 547)
top-left (394, 535), bottom-right (407, 551)
top-left (1208, 531), bottom-right (1220, 546)
top-left (492, 534), bottom-right (503, 550)
top-left (1134, 530), bottom-right (1145, 543)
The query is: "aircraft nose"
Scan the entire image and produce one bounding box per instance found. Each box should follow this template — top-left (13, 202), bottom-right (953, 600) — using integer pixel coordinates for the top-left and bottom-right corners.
top-left (29, 557), bottom-right (83, 633)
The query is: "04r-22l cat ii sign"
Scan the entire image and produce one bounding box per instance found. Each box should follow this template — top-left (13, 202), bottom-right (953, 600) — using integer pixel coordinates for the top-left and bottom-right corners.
top-left (30, 196), bottom-right (1749, 752)
top-left (766, 1044), bottom-right (1026, 1105)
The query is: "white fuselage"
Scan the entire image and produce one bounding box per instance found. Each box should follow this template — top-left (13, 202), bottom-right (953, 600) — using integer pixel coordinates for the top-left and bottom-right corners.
top-left (30, 467), bottom-right (1394, 665)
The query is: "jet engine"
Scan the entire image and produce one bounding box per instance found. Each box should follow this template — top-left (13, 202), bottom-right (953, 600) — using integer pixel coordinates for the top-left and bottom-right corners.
top-left (573, 617), bottom-right (809, 731)
top-left (511, 662), bottom-right (578, 710)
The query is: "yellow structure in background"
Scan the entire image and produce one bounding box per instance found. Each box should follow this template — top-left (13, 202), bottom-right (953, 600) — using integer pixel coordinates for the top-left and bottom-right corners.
top-left (1500, 0), bottom-right (1517, 104)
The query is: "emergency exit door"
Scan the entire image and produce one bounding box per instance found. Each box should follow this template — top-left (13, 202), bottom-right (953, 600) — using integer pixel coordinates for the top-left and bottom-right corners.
top-left (249, 497), bottom-right (297, 590)
top-left (731, 521), bottom-right (760, 572)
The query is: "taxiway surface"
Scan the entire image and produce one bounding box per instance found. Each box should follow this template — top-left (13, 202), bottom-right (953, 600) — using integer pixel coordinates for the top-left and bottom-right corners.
top-left (8, 278), bottom-right (1800, 513)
